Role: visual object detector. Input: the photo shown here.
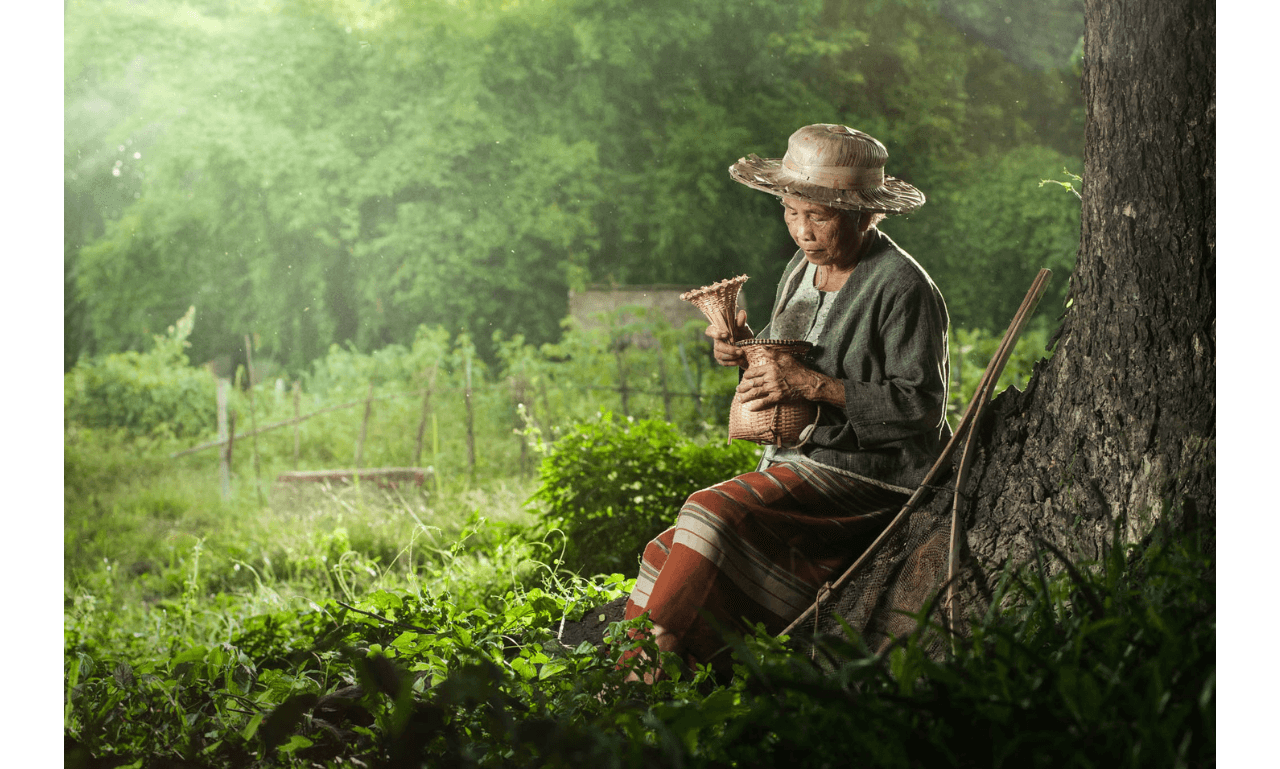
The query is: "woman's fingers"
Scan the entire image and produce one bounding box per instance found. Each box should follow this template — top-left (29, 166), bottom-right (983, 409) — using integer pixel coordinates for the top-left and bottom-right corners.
top-left (739, 357), bottom-right (812, 410)
top-left (738, 361), bottom-right (779, 409)
top-left (707, 324), bottom-right (749, 368)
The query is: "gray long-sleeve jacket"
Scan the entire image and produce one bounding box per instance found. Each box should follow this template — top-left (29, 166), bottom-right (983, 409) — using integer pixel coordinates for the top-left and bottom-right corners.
top-left (758, 230), bottom-right (951, 489)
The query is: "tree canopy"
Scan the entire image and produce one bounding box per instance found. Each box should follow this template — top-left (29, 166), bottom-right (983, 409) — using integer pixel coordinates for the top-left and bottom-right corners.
top-left (66, 0), bottom-right (1084, 371)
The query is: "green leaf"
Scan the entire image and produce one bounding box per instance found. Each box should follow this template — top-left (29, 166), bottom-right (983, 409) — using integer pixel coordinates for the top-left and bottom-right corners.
top-left (510, 657), bottom-right (536, 680)
top-left (241, 713), bottom-right (264, 741)
top-left (278, 734), bottom-right (314, 754)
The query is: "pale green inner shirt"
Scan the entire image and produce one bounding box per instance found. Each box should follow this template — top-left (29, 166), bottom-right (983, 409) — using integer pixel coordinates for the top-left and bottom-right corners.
top-left (760, 261), bottom-right (834, 465)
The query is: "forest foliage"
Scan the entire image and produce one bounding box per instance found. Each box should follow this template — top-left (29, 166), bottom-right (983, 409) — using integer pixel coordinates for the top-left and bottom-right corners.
top-left (66, 0), bottom-right (1083, 372)
top-left (62, 1), bottom-right (1206, 766)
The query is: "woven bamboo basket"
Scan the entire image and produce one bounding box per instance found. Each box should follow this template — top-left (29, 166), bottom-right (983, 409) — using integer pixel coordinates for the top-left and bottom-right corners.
top-left (679, 275), bottom-right (749, 342)
top-left (728, 339), bottom-right (818, 447)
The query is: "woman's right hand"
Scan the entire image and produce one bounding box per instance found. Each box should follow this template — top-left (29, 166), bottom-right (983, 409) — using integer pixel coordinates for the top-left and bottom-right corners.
top-left (706, 309), bottom-right (752, 369)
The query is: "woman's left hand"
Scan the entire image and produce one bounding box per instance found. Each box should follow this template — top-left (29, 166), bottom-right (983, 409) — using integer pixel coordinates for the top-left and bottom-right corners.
top-left (737, 352), bottom-right (821, 411)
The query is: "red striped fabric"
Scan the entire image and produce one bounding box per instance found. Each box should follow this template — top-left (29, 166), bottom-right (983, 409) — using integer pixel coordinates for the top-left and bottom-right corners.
top-left (623, 460), bottom-right (908, 670)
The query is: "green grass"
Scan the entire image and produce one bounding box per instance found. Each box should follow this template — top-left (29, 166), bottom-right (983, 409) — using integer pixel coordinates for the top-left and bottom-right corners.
top-left (64, 420), bottom-right (1213, 769)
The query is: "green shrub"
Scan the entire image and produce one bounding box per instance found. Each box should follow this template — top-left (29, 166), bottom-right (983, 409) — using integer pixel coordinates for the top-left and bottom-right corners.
top-left (531, 413), bottom-right (760, 577)
top-left (65, 306), bottom-right (216, 438)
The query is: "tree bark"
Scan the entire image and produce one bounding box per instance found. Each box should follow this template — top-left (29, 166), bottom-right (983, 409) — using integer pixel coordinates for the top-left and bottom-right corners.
top-left (963, 0), bottom-right (1215, 572)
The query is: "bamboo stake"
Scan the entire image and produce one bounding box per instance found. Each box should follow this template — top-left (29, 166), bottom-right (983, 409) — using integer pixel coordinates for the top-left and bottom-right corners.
top-left (945, 268), bottom-right (1052, 638)
top-left (413, 366), bottom-right (438, 468)
top-left (655, 338), bottom-right (674, 422)
top-left (779, 269), bottom-right (1052, 639)
top-left (244, 335), bottom-right (265, 505)
top-left (676, 340), bottom-right (702, 418)
top-left (355, 382), bottom-right (375, 469)
top-left (216, 378), bottom-right (231, 500)
top-left (615, 346), bottom-right (630, 417)
top-left (225, 409), bottom-right (237, 496)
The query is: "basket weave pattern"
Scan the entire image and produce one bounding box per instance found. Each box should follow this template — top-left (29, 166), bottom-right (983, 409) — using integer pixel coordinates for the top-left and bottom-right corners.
top-left (728, 339), bottom-right (817, 447)
top-left (679, 275), bottom-right (749, 342)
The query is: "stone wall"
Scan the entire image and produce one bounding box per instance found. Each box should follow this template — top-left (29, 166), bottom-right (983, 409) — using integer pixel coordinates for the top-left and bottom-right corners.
top-left (567, 284), bottom-right (748, 348)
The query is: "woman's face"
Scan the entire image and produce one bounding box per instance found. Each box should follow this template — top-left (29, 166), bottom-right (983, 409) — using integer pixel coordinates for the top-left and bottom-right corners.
top-left (782, 197), bottom-right (864, 269)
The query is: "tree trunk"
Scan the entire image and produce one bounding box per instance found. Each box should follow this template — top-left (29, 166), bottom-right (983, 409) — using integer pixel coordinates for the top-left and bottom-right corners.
top-left (961, 0), bottom-right (1215, 573)
top-left (817, 0), bottom-right (1214, 647)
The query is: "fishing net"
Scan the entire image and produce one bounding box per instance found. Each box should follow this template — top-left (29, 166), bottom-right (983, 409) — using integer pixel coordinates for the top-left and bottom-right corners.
top-left (798, 470), bottom-right (988, 660)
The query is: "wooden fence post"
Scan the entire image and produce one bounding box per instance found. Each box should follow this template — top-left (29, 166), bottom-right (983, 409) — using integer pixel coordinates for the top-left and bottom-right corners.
top-left (615, 346), bottom-right (630, 417)
top-left (511, 376), bottom-right (529, 477)
top-left (676, 340), bottom-right (702, 418)
top-left (225, 409), bottom-right (237, 497)
top-left (216, 378), bottom-right (231, 499)
top-left (355, 381), bottom-right (375, 469)
top-left (413, 365), bottom-right (438, 468)
top-left (243, 335), bottom-right (265, 505)
top-left (655, 338), bottom-right (674, 422)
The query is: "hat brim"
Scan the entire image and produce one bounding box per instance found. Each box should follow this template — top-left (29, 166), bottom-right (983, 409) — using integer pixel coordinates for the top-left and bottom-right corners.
top-left (729, 154), bottom-right (925, 215)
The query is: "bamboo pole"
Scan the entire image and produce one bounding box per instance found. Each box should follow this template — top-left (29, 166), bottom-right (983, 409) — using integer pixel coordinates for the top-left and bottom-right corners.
top-left (413, 366), bottom-right (438, 468)
top-left (676, 340), bottom-right (702, 418)
top-left (243, 335), bottom-right (265, 505)
top-left (216, 378), bottom-right (231, 499)
top-left (615, 346), bottom-right (630, 417)
top-left (355, 382), bottom-right (375, 469)
top-left (224, 409), bottom-right (237, 496)
top-left (945, 268), bottom-right (1052, 638)
top-left (655, 338), bottom-right (673, 422)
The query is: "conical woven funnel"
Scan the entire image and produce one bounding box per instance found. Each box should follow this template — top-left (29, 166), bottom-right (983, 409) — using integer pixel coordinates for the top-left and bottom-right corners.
top-left (680, 275), bottom-right (749, 342)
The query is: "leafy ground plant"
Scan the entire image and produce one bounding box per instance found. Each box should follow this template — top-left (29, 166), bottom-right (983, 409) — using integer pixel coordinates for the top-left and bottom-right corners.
top-left (530, 412), bottom-right (760, 576)
top-left (66, 491), bottom-right (1213, 769)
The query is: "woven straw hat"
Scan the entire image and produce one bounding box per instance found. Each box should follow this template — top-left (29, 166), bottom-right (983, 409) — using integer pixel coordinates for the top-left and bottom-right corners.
top-left (728, 124), bottom-right (925, 214)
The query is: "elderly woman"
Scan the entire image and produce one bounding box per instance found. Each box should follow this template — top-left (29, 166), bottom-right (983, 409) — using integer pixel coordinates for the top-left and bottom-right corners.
top-left (621, 124), bottom-right (951, 678)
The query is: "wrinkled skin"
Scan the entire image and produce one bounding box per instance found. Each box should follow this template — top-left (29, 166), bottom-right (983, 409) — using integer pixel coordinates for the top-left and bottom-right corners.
top-left (706, 197), bottom-right (875, 411)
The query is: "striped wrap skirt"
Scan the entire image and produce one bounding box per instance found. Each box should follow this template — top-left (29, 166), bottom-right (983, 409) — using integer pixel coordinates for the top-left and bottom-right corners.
top-left (623, 459), bottom-right (909, 669)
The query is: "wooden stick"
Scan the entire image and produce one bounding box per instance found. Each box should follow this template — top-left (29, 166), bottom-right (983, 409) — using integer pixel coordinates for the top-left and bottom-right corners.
top-left (225, 409), bottom-right (237, 496)
top-left (413, 366), bottom-right (437, 468)
top-left (216, 378), bottom-right (231, 500)
top-left (355, 382), bottom-right (375, 469)
top-left (946, 268), bottom-right (1052, 636)
top-left (512, 376), bottom-right (530, 477)
top-left (676, 340), bottom-right (702, 418)
top-left (779, 269), bottom-right (1051, 638)
top-left (615, 347), bottom-right (630, 417)
top-left (244, 335), bottom-right (265, 505)
top-left (656, 337), bottom-right (674, 422)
